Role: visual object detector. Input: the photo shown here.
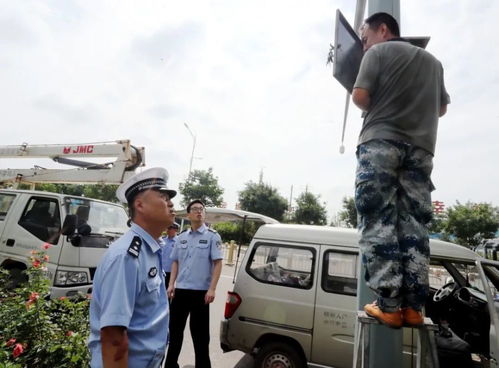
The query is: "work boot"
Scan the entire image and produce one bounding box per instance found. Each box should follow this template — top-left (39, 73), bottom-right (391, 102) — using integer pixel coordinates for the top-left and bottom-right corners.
top-left (402, 308), bottom-right (424, 327)
top-left (364, 302), bottom-right (403, 329)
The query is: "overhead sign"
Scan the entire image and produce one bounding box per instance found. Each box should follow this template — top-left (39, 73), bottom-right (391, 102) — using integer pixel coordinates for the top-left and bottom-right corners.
top-left (333, 9), bottom-right (363, 94)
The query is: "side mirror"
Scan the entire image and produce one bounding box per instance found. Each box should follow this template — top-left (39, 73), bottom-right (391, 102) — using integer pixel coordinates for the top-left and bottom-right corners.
top-left (62, 215), bottom-right (77, 236)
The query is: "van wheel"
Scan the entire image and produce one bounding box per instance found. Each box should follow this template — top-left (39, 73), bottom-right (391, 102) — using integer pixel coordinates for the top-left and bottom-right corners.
top-left (254, 342), bottom-right (306, 368)
top-left (6, 268), bottom-right (28, 289)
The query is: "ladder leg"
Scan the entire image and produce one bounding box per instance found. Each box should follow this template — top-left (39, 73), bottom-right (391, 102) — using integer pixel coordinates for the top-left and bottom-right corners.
top-left (363, 324), bottom-right (370, 368)
top-left (353, 321), bottom-right (363, 368)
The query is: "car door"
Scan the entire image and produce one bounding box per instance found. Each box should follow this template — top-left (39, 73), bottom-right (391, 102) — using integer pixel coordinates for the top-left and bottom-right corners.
top-left (476, 258), bottom-right (499, 368)
top-left (311, 246), bottom-right (358, 368)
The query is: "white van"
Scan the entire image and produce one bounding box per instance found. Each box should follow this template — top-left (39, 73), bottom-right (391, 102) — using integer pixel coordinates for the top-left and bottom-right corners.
top-left (220, 224), bottom-right (499, 368)
top-left (0, 189), bottom-right (129, 298)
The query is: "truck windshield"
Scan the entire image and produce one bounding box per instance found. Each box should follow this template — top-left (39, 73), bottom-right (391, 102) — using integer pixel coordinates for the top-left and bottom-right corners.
top-left (65, 197), bottom-right (128, 236)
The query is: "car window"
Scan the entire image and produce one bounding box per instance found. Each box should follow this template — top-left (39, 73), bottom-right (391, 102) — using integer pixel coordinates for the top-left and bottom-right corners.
top-left (430, 261), bottom-right (484, 293)
top-left (0, 193), bottom-right (16, 221)
top-left (322, 251), bottom-right (358, 295)
top-left (18, 197), bottom-right (61, 244)
top-left (247, 243), bottom-right (314, 289)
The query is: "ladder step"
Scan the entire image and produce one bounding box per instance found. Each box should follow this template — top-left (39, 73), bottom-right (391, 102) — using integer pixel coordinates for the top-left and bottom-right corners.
top-left (353, 311), bottom-right (440, 368)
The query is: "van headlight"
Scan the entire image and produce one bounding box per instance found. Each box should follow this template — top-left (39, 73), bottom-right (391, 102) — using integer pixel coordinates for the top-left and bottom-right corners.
top-left (55, 271), bottom-right (88, 285)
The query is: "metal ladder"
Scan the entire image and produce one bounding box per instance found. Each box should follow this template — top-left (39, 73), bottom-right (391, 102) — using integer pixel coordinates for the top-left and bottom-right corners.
top-left (353, 311), bottom-right (440, 368)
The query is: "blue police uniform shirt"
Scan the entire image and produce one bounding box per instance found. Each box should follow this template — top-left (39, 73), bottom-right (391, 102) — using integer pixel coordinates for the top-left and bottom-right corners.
top-left (171, 224), bottom-right (223, 290)
top-left (161, 235), bottom-right (176, 273)
top-left (88, 223), bottom-right (168, 368)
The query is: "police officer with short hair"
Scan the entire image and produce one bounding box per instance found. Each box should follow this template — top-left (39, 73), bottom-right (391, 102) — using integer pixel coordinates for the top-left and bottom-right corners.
top-left (88, 167), bottom-right (176, 368)
top-left (161, 222), bottom-right (179, 288)
top-left (165, 199), bottom-right (223, 368)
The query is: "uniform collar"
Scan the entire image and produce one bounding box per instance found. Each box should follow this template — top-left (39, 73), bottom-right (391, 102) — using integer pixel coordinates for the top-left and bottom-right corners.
top-left (130, 223), bottom-right (163, 253)
top-left (189, 223), bottom-right (207, 234)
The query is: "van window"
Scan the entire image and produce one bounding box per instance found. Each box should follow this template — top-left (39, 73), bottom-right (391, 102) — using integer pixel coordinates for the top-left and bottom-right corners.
top-left (0, 193), bottom-right (16, 221)
top-left (247, 244), bottom-right (314, 289)
top-left (322, 251), bottom-right (358, 295)
top-left (18, 197), bottom-right (61, 244)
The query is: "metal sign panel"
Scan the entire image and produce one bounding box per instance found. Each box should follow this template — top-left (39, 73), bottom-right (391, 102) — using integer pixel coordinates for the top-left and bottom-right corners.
top-left (333, 9), bottom-right (363, 93)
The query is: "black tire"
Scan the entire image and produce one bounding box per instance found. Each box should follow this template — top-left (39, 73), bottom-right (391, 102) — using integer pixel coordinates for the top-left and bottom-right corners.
top-left (6, 268), bottom-right (28, 289)
top-left (254, 342), bottom-right (306, 368)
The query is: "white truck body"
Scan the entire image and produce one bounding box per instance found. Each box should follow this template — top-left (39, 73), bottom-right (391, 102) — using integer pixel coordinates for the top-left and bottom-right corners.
top-left (0, 189), bottom-right (129, 298)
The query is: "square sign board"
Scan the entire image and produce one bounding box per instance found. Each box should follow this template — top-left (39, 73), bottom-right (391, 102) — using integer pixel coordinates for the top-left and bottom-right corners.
top-left (333, 9), bottom-right (363, 94)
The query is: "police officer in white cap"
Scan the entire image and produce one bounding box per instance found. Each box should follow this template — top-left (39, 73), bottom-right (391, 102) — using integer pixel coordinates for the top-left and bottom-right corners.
top-left (88, 167), bottom-right (176, 368)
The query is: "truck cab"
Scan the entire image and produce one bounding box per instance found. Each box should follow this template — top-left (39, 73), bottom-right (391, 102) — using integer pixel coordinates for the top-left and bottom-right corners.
top-left (0, 189), bottom-right (129, 298)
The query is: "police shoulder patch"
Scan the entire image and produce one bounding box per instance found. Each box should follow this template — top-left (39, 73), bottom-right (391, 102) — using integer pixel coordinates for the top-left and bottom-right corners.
top-left (127, 236), bottom-right (142, 258)
top-left (207, 228), bottom-right (218, 234)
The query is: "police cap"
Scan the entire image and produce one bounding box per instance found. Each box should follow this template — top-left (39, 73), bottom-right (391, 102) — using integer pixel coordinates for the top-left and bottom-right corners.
top-left (116, 167), bottom-right (177, 203)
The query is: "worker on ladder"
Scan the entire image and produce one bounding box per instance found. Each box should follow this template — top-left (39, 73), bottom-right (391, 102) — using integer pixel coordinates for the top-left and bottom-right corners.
top-left (351, 12), bottom-right (450, 328)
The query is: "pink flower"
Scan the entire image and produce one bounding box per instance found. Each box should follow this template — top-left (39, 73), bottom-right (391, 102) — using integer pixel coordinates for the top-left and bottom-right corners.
top-left (13, 343), bottom-right (23, 358)
top-left (5, 338), bottom-right (16, 347)
top-left (32, 259), bottom-right (41, 268)
top-left (26, 292), bottom-right (40, 309)
top-left (42, 243), bottom-right (51, 250)
top-left (59, 296), bottom-right (67, 301)
top-left (30, 250), bottom-right (37, 255)
top-left (43, 255), bottom-right (49, 262)
top-left (65, 331), bottom-right (74, 337)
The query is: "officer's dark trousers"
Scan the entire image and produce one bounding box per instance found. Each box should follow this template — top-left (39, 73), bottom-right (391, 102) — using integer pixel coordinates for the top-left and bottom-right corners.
top-left (165, 288), bottom-right (211, 368)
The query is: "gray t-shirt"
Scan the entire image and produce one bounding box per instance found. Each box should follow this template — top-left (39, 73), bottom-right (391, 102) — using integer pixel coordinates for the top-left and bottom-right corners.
top-left (354, 40), bottom-right (450, 154)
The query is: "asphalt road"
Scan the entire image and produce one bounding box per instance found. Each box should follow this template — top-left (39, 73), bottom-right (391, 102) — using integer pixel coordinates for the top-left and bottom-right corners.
top-left (168, 263), bottom-right (252, 368)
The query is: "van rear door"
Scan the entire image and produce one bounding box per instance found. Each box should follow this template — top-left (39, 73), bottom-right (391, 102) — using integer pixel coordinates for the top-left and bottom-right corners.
top-left (476, 258), bottom-right (499, 367)
top-left (311, 246), bottom-right (358, 368)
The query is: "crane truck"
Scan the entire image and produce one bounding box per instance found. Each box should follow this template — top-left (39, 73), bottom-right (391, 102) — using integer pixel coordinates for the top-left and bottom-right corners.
top-left (0, 140), bottom-right (144, 298)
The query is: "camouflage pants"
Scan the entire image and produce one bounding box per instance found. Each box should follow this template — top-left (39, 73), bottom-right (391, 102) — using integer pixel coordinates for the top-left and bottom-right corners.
top-left (355, 139), bottom-right (434, 312)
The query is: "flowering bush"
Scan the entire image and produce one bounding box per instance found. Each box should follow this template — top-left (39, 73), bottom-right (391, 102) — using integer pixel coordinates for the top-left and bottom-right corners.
top-left (0, 245), bottom-right (90, 367)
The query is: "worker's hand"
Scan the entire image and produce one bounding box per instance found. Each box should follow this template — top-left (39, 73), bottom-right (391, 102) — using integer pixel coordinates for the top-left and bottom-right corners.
top-left (205, 288), bottom-right (215, 304)
top-left (167, 285), bottom-right (175, 299)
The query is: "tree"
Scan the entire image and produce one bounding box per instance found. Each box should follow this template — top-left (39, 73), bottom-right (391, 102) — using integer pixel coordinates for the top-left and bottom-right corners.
top-left (293, 192), bottom-right (328, 225)
top-left (338, 196), bottom-right (357, 228)
top-left (179, 168), bottom-right (224, 207)
top-left (238, 182), bottom-right (288, 221)
top-left (443, 201), bottom-right (499, 248)
top-left (31, 183), bottom-right (119, 202)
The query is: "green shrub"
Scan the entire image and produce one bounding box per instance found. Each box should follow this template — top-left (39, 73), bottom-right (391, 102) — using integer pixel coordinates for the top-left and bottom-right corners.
top-left (0, 245), bottom-right (90, 367)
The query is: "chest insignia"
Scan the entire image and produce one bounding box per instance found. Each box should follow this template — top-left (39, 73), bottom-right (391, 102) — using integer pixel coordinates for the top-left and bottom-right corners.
top-left (148, 267), bottom-right (157, 278)
top-left (180, 240), bottom-right (187, 244)
top-left (199, 239), bottom-right (208, 244)
top-left (127, 236), bottom-right (142, 258)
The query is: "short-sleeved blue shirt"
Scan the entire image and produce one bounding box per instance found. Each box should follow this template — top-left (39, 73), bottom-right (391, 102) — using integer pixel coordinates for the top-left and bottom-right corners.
top-left (161, 235), bottom-right (176, 273)
top-left (171, 224), bottom-right (223, 290)
top-left (88, 223), bottom-right (168, 368)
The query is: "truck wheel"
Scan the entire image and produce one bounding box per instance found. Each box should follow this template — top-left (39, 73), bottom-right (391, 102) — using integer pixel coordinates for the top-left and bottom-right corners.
top-left (6, 268), bottom-right (28, 289)
top-left (254, 342), bottom-right (306, 368)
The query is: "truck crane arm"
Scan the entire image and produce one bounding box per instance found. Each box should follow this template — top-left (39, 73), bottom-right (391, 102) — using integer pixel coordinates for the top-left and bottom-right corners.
top-left (0, 140), bottom-right (145, 186)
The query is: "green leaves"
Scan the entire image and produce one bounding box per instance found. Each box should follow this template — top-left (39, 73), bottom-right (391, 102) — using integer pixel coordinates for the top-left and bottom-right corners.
top-left (0, 247), bottom-right (90, 367)
top-left (179, 168), bottom-right (224, 207)
top-left (238, 181), bottom-right (288, 221)
top-left (293, 192), bottom-right (328, 225)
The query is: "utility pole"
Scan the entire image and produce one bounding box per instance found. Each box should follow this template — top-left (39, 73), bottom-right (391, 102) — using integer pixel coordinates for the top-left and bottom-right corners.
top-left (184, 123), bottom-right (196, 180)
top-left (353, 1), bottom-right (403, 368)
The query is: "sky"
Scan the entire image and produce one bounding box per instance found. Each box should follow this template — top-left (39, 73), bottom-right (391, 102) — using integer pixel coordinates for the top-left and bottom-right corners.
top-left (1, 0), bottom-right (498, 221)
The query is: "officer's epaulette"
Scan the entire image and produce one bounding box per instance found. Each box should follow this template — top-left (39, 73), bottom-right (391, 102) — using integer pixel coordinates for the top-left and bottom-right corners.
top-left (207, 228), bottom-right (218, 234)
top-left (127, 236), bottom-right (142, 258)
top-left (178, 228), bottom-right (188, 235)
